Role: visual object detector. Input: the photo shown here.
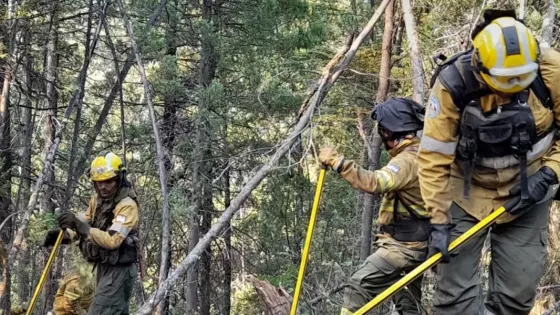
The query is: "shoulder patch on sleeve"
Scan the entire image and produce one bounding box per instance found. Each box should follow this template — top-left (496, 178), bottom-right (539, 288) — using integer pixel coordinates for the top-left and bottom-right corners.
top-left (427, 96), bottom-right (441, 119)
top-left (116, 215), bottom-right (126, 223)
top-left (386, 164), bottom-right (400, 173)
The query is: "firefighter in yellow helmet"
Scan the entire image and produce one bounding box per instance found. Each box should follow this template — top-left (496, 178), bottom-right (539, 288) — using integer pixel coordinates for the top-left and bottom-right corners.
top-left (44, 152), bottom-right (139, 315)
top-left (320, 98), bottom-right (428, 315)
top-left (419, 10), bottom-right (560, 314)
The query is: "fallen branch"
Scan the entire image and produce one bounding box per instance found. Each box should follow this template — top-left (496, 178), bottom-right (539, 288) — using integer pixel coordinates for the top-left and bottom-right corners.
top-left (133, 1), bottom-right (391, 313)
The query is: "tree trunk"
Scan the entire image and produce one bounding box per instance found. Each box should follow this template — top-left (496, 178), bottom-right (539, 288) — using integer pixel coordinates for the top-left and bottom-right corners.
top-left (250, 276), bottom-right (292, 315)
top-left (16, 36), bottom-right (33, 306)
top-left (359, 0), bottom-right (394, 261)
top-left (42, 0), bottom-right (59, 214)
top-left (518, 0), bottom-right (525, 20)
top-left (186, 220), bottom-right (199, 314)
top-left (0, 0), bottom-right (17, 311)
top-left (134, 2), bottom-right (391, 312)
top-left (193, 1), bottom-right (218, 314)
top-left (156, 38), bottom-right (179, 315)
top-left (401, 0), bottom-right (424, 104)
top-left (392, 12), bottom-right (404, 57)
top-left (222, 167), bottom-right (232, 315)
top-left (540, 0), bottom-right (556, 48)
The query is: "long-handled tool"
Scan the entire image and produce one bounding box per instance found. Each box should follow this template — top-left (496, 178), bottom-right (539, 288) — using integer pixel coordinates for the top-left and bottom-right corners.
top-left (290, 166), bottom-right (327, 315)
top-left (26, 230), bottom-right (65, 315)
top-left (353, 198), bottom-right (519, 315)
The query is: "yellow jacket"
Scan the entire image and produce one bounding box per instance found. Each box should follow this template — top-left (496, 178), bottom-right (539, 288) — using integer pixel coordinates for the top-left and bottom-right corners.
top-left (338, 138), bottom-right (427, 225)
top-left (53, 272), bottom-right (95, 315)
top-left (71, 188), bottom-right (139, 250)
top-left (418, 48), bottom-right (560, 225)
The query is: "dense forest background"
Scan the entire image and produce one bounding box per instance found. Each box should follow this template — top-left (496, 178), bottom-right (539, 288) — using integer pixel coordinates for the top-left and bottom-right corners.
top-left (0, 0), bottom-right (558, 314)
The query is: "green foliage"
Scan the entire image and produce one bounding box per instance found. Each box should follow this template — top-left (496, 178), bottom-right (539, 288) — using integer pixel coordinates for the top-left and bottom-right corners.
top-left (28, 212), bottom-right (58, 245)
top-left (231, 281), bottom-right (266, 314)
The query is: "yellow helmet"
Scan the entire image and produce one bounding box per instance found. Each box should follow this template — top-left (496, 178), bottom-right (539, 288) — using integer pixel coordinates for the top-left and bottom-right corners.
top-left (89, 151), bottom-right (124, 182)
top-left (473, 16), bottom-right (539, 94)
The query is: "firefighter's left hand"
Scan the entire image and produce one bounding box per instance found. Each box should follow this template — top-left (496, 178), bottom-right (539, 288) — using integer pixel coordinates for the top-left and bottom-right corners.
top-left (58, 212), bottom-right (91, 238)
top-left (508, 166), bottom-right (558, 215)
top-left (428, 224), bottom-right (454, 263)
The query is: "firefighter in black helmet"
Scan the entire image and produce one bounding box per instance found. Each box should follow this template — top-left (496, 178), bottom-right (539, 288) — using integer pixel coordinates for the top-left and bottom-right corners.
top-left (320, 98), bottom-right (428, 315)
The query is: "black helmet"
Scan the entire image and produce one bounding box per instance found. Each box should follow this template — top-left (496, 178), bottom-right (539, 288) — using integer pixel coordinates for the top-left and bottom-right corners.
top-left (371, 98), bottom-right (425, 134)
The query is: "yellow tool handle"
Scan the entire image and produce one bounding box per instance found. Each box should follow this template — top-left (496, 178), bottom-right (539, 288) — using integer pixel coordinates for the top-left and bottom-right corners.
top-left (290, 168), bottom-right (326, 315)
top-left (26, 230), bottom-right (65, 315)
top-left (353, 205), bottom-right (508, 315)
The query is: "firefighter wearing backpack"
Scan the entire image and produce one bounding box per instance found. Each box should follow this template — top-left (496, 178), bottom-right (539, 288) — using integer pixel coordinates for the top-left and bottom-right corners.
top-left (44, 152), bottom-right (139, 315)
top-left (320, 98), bottom-right (428, 315)
top-left (418, 10), bottom-right (560, 315)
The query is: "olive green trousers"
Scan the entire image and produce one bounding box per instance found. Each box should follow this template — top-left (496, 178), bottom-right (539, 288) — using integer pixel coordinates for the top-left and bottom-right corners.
top-left (88, 263), bottom-right (137, 315)
top-left (432, 201), bottom-right (550, 315)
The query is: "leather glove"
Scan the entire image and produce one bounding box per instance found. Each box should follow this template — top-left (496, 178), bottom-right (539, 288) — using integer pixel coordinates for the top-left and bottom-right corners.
top-left (58, 212), bottom-right (91, 239)
top-left (318, 145), bottom-right (344, 172)
top-left (43, 229), bottom-right (71, 247)
top-left (428, 224), bottom-right (454, 263)
top-left (508, 166), bottom-right (558, 215)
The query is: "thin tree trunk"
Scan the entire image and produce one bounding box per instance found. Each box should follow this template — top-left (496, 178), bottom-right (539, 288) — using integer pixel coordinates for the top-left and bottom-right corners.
top-left (222, 166), bottom-right (232, 315)
top-left (17, 52), bottom-right (33, 305)
top-left (540, 0), bottom-right (556, 48)
top-left (42, 0), bottom-right (59, 214)
top-left (134, 2), bottom-right (391, 312)
top-left (392, 12), bottom-right (404, 57)
top-left (359, 0), bottom-right (394, 261)
top-left (155, 35), bottom-right (179, 315)
top-left (401, 0), bottom-right (424, 104)
top-left (0, 0), bottom-right (17, 311)
top-left (9, 0), bottom-right (107, 266)
top-left (192, 1), bottom-right (218, 313)
top-left (518, 0), bottom-right (525, 20)
top-left (186, 220), bottom-right (199, 314)
top-left (115, 1), bottom-right (172, 313)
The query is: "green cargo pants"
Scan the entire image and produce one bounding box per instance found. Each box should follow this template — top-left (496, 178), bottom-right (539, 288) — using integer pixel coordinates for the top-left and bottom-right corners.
top-left (88, 263), bottom-right (137, 315)
top-left (341, 235), bottom-right (427, 314)
top-left (432, 200), bottom-right (550, 315)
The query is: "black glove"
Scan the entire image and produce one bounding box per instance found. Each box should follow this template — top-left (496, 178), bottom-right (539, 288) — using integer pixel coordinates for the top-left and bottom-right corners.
top-left (42, 229), bottom-right (71, 247)
top-left (58, 212), bottom-right (91, 238)
top-left (428, 224), bottom-right (454, 263)
top-left (508, 166), bottom-right (558, 215)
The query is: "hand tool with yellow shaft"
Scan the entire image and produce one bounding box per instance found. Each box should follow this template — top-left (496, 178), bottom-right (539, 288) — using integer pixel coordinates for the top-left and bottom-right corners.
top-left (26, 229), bottom-right (65, 315)
top-left (290, 165), bottom-right (327, 315)
top-left (353, 197), bottom-right (520, 315)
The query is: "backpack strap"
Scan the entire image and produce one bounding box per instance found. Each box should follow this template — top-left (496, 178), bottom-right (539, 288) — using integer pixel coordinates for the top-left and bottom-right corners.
top-left (529, 69), bottom-right (553, 109)
top-left (437, 51), bottom-right (492, 111)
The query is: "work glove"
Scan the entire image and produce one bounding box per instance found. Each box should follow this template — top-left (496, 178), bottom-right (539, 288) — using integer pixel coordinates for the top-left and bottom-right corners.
top-left (508, 166), bottom-right (558, 215)
top-left (42, 229), bottom-right (72, 247)
top-left (58, 212), bottom-right (91, 239)
top-left (318, 145), bottom-right (344, 172)
top-left (428, 224), bottom-right (454, 263)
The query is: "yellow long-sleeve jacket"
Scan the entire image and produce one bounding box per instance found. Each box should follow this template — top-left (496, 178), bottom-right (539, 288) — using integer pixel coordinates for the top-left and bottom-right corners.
top-left (338, 137), bottom-right (427, 225)
top-left (71, 187), bottom-right (139, 250)
top-left (338, 137), bottom-right (427, 266)
top-left (53, 272), bottom-right (95, 315)
top-left (418, 48), bottom-right (560, 225)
